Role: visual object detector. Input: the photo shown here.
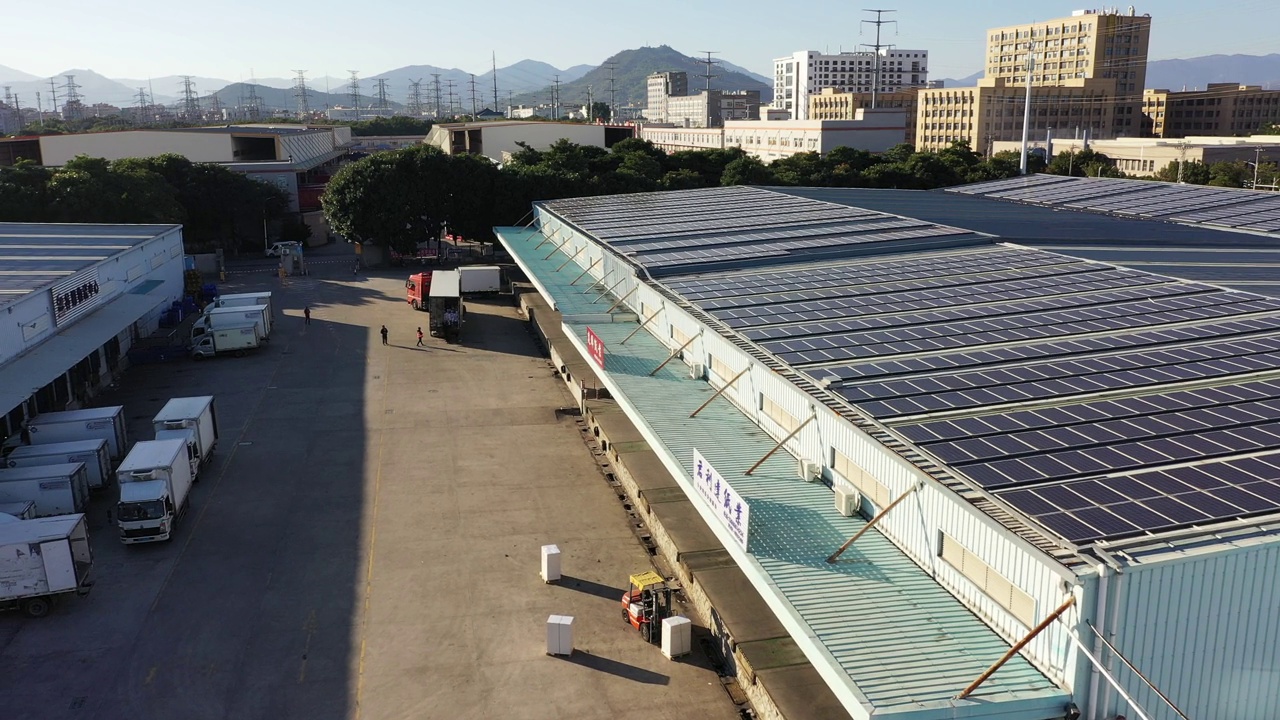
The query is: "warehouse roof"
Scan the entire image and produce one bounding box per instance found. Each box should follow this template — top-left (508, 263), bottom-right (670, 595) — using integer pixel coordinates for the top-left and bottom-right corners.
top-left (499, 226), bottom-right (1070, 720)
top-left (534, 187), bottom-right (1280, 556)
top-left (0, 223), bottom-right (178, 309)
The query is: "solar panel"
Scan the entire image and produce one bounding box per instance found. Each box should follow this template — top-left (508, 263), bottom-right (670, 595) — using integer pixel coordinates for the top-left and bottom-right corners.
top-left (999, 452), bottom-right (1280, 543)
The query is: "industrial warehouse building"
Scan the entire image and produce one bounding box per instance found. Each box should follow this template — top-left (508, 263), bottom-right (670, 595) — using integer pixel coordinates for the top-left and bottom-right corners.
top-left (499, 179), bottom-right (1280, 720)
top-left (0, 223), bottom-right (185, 445)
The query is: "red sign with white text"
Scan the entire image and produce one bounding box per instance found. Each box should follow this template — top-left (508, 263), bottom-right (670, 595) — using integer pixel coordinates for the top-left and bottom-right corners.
top-left (586, 327), bottom-right (606, 369)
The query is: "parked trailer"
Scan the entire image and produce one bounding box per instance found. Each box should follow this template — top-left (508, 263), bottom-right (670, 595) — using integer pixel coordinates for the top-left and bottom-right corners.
top-left (0, 513), bottom-right (93, 617)
top-left (205, 292), bottom-right (273, 317)
top-left (427, 270), bottom-right (464, 342)
top-left (26, 406), bottom-right (128, 461)
top-left (191, 324), bottom-right (262, 359)
top-left (0, 463), bottom-right (91, 517)
top-left (458, 265), bottom-right (502, 294)
top-left (6, 439), bottom-right (112, 490)
top-left (152, 396), bottom-right (219, 466)
top-left (116, 439), bottom-right (194, 544)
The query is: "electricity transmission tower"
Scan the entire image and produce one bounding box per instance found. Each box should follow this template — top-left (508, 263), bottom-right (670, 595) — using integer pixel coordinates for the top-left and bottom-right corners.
top-left (491, 52), bottom-right (499, 111)
top-left (468, 74), bottom-right (479, 118)
top-left (246, 77), bottom-right (263, 122)
top-left (179, 76), bottom-right (201, 120)
top-left (134, 87), bottom-right (150, 125)
top-left (552, 75), bottom-right (561, 119)
top-left (430, 74), bottom-right (443, 118)
top-left (408, 79), bottom-right (424, 116)
top-left (697, 51), bottom-right (720, 127)
top-left (293, 70), bottom-right (312, 119)
top-left (606, 61), bottom-right (617, 122)
top-left (375, 78), bottom-right (390, 114)
top-left (348, 71), bottom-right (361, 121)
top-left (861, 9), bottom-right (898, 109)
top-left (47, 78), bottom-right (59, 118)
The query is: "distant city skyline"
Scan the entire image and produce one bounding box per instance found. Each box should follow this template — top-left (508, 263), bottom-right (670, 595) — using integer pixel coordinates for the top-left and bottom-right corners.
top-left (3, 0), bottom-right (1277, 83)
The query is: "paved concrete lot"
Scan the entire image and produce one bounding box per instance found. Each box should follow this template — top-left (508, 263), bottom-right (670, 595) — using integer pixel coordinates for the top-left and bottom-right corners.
top-left (0, 255), bottom-right (741, 720)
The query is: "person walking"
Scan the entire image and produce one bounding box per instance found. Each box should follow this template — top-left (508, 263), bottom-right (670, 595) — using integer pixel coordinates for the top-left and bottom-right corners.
top-left (304, 306), bottom-right (311, 325)
top-left (416, 327), bottom-right (425, 347)
top-left (380, 325), bottom-right (389, 345)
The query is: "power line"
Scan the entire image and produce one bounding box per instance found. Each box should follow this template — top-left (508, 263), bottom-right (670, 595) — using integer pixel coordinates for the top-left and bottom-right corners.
top-left (468, 73), bottom-right (479, 119)
top-left (348, 71), bottom-right (361, 121)
top-left (47, 78), bottom-right (59, 119)
top-left (861, 9), bottom-right (898, 109)
top-left (430, 73), bottom-right (443, 118)
top-left (408, 78), bottom-right (424, 117)
top-left (180, 75), bottom-right (200, 120)
top-left (606, 61), bottom-right (617, 123)
top-left (552, 75), bottom-right (561, 119)
top-left (375, 78), bottom-right (390, 114)
top-left (697, 51), bottom-right (719, 92)
top-left (491, 52), bottom-right (499, 111)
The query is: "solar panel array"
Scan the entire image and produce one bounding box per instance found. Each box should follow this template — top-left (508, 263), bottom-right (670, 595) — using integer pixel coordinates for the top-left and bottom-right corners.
top-left (951, 175), bottom-right (1280, 232)
top-left (658, 229), bottom-right (1280, 545)
top-left (540, 186), bottom-right (987, 275)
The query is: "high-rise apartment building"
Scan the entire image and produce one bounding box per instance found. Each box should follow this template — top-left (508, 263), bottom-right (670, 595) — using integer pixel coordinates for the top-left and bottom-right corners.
top-left (1143, 84), bottom-right (1280, 138)
top-left (917, 7), bottom-right (1151, 151)
top-left (983, 8), bottom-right (1150, 135)
top-left (772, 49), bottom-right (929, 120)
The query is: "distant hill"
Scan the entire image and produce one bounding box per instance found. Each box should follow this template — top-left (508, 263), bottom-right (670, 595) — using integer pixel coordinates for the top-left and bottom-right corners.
top-left (1, 69), bottom-right (143, 107)
top-left (207, 82), bottom-right (374, 112)
top-left (1146, 53), bottom-right (1280, 91)
top-left (511, 45), bottom-right (773, 109)
top-left (561, 64), bottom-right (595, 82)
top-left (0, 64), bottom-right (40, 83)
top-left (116, 75), bottom-right (231, 103)
top-left (936, 71), bottom-right (983, 88)
top-left (720, 59), bottom-right (770, 86)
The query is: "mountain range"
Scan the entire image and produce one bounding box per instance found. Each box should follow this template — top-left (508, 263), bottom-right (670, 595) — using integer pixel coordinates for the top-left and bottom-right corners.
top-left (3, 52), bottom-right (1278, 113)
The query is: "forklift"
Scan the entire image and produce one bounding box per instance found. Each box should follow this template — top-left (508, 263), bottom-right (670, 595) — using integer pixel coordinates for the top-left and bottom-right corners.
top-left (620, 571), bottom-right (674, 643)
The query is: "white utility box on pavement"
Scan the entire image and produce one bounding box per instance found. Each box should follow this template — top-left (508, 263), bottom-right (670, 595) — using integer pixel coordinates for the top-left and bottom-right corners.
top-left (661, 616), bottom-right (693, 659)
top-left (546, 615), bottom-right (574, 656)
top-left (541, 544), bottom-right (561, 582)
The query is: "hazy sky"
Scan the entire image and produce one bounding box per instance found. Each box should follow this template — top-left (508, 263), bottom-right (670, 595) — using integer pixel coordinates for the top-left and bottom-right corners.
top-left (3, 0), bottom-right (1277, 81)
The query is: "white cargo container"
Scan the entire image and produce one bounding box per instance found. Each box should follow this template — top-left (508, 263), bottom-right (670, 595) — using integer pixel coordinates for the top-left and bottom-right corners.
top-left (206, 291), bottom-right (273, 317)
top-left (26, 406), bottom-right (128, 461)
top-left (458, 265), bottom-right (502, 294)
top-left (152, 396), bottom-right (219, 466)
top-left (0, 500), bottom-right (36, 520)
top-left (0, 463), bottom-right (91, 517)
top-left (6, 439), bottom-right (112, 490)
top-left (115, 439), bottom-right (194, 544)
top-left (0, 513), bottom-right (93, 617)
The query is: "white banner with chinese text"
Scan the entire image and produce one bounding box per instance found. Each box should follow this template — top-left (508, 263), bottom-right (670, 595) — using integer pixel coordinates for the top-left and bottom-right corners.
top-left (692, 449), bottom-right (751, 552)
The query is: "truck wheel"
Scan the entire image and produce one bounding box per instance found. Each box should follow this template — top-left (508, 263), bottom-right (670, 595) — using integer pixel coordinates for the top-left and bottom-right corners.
top-left (23, 597), bottom-right (51, 618)
top-left (412, 301), bottom-right (420, 311)
top-left (235, 350), bottom-right (246, 358)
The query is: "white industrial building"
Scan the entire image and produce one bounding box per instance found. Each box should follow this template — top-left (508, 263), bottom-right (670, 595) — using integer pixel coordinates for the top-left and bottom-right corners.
top-left (499, 180), bottom-right (1280, 720)
top-left (640, 111), bottom-right (908, 160)
top-left (0, 125), bottom-right (353, 213)
top-left (424, 121), bottom-right (634, 163)
top-left (0, 223), bottom-right (186, 444)
top-left (773, 49), bottom-right (930, 120)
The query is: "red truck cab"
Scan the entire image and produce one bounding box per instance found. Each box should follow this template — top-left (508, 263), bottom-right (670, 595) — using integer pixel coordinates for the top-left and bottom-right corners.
top-left (406, 272), bottom-right (433, 310)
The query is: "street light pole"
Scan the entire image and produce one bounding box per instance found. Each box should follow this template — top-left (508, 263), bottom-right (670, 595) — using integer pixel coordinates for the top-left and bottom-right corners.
top-left (1254, 147), bottom-right (1262, 189)
top-left (1019, 44), bottom-right (1035, 175)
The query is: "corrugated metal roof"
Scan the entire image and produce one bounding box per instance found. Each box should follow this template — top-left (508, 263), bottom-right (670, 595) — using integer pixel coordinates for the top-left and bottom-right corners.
top-left (0, 223), bottom-right (177, 308)
top-left (499, 227), bottom-right (1069, 720)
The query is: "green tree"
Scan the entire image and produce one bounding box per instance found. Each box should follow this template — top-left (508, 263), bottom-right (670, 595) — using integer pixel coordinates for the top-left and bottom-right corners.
top-left (589, 102), bottom-right (611, 122)
top-left (1151, 160), bottom-right (1212, 185)
top-left (349, 116), bottom-right (433, 136)
top-left (770, 152), bottom-right (831, 186)
top-left (0, 160), bottom-right (53, 221)
top-left (1207, 160), bottom-right (1251, 188)
top-left (721, 156), bottom-right (776, 186)
top-left (659, 169), bottom-right (705, 190)
top-left (1260, 123), bottom-right (1280, 135)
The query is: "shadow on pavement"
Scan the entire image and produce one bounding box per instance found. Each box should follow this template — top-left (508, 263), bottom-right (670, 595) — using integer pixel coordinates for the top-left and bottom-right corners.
top-left (555, 575), bottom-right (623, 601)
top-left (562, 651), bottom-right (671, 685)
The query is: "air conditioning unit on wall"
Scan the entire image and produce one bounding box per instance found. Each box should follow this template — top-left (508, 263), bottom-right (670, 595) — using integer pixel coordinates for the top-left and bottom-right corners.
top-left (834, 486), bottom-right (860, 517)
top-left (798, 459), bottom-right (822, 482)
top-left (689, 363), bottom-right (706, 380)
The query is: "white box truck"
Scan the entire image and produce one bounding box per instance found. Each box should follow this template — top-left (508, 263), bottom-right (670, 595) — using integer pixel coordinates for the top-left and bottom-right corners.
top-left (0, 463), bottom-right (91, 517)
top-left (152, 396), bottom-right (218, 466)
top-left (115, 439), bottom-right (194, 545)
top-left (0, 513), bottom-right (93, 617)
top-left (206, 292), bottom-right (273, 317)
top-left (26, 406), bottom-right (128, 461)
top-left (191, 323), bottom-right (262, 359)
top-left (458, 266), bottom-right (502, 294)
top-left (192, 305), bottom-right (272, 343)
top-left (154, 429), bottom-right (200, 482)
top-left (6, 438), bottom-right (112, 490)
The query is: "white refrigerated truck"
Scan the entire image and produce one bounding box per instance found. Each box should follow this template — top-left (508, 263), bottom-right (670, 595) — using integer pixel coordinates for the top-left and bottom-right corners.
top-left (191, 324), bottom-right (262, 359)
top-left (0, 513), bottom-right (93, 617)
top-left (115, 439), bottom-right (194, 544)
top-left (152, 396), bottom-right (219, 466)
top-left (0, 463), bottom-right (91, 517)
top-left (6, 438), bottom-right (112, 490)
top-left (26, 406), bottom-right (128, 461)
top-left (205, 292), bottom-right (273, 317)
top-left (192, 304), bottom-right (273, 342)
top-left (458, 265), bottom-right (502, 294)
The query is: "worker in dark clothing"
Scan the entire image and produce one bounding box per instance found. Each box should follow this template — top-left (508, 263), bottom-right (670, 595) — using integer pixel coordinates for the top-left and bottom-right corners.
top-left (416, 327), bottom-right (425, 347)
top-left (380, 325), bottom-right (389, 345)
top-left (304, 306), bottom-right (311, 325)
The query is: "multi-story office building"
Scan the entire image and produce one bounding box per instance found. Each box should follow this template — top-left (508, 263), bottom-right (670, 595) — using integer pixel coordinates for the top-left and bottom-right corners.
top-left (1143, 84), bottom-right (1280, 138)
top-left (639, 110), bottom-right (908, 160)
top-left (916, 77), bottom-right (1117, 153)
top-left (645, 71), bottom-right (689, 121)
top-left (983, 8), bottom-right (1151, 136)
top-left (773, 49), bottom-right (929, 120)
top-left (810, 88), bottom-right (920, 146)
